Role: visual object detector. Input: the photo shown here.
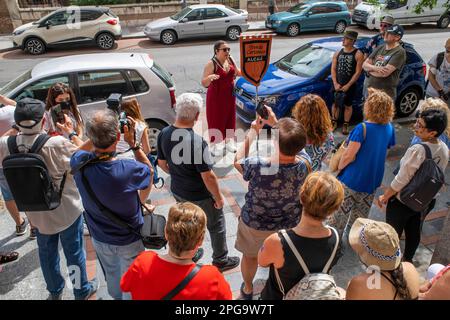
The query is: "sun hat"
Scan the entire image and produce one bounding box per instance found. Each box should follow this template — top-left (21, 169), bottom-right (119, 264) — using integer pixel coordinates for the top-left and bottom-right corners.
top-left (343, 30), bottom-right (358, 41)
top-left (381, 15), bottom-right (395, 25)
top-left (349, 218), bottom-right (402, 271)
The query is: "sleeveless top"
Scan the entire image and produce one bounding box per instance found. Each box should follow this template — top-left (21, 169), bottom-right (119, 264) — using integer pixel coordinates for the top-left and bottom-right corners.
top-left (261, 228), bottom-right (341, 300)
top-left (336, 48), bottom-right (358, 86)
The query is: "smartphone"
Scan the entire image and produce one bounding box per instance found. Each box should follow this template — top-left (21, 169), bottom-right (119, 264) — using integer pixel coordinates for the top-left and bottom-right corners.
top-left (256, 101), bottom-right (269, 120)
top-left (51, 104), bottom-right (65, 124)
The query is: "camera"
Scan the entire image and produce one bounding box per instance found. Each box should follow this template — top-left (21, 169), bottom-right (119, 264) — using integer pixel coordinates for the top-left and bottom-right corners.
top-left (256, 100), bottom-right (269, 120)
top-left (106, 93), bottom-right (129, 133)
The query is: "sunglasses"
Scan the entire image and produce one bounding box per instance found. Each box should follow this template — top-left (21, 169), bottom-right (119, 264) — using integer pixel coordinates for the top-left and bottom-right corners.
top-left (218, 48), bottom-right (231, 52)
top-left (380, 23), bottom-right (391, 28)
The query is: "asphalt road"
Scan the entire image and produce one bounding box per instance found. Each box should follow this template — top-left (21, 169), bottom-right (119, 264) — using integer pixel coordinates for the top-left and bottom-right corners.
top-left (0, 24), bottom-right (449, 96)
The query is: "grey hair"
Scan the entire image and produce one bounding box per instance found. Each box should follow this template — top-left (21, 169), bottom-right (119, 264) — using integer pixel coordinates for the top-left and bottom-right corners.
top-left (85, 110), bottom-right (119, 149)
top-left (175, 93), bottom-right (203, 122)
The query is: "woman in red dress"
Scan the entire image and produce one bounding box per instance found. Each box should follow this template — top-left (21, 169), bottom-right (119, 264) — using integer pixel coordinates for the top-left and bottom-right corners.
top-left (202, 41), bottom-right (241, 155)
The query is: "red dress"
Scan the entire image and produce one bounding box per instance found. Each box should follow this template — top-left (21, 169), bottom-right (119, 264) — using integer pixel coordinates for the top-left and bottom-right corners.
top-left (206, 58), bottom-right (236, 143)
top-left (120, 251), bottom-right (232, 300)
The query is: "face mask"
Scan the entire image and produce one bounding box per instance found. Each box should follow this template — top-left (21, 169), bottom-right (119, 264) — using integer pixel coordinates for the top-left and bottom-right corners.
top-left (59, 100), bottom-right (72, 110)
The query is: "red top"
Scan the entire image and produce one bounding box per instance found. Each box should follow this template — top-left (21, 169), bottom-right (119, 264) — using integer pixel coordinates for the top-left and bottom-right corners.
top-left (120, 251), bottom-right (232, 300)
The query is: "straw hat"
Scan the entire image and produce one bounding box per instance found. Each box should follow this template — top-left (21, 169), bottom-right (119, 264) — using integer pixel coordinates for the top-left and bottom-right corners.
top-left (349, 218), bottom-right (401, 271)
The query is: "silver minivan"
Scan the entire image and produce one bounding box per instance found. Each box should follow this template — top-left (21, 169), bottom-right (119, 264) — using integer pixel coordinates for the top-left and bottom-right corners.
top-left (0, 52), bottom-right (176, 152)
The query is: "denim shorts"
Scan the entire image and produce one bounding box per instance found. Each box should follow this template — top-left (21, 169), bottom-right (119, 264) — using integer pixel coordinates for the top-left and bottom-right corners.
top-left (0, 169), bottom-right (14, 201)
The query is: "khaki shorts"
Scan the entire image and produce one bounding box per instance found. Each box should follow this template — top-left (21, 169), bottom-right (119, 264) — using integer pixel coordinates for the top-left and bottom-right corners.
top-left (235, 218), bottom-right (276, 257)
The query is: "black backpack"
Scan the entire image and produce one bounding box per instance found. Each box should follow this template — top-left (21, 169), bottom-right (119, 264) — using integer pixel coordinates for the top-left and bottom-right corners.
top-left (2, 134), bottom-right (66, 211)
top-left (426, 52), bottom-right (445, 88)
top-left (399, 143), bottom-right (446, 212)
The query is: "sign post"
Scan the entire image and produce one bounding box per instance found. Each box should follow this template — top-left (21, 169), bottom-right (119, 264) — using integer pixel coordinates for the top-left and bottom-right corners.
top-left (239, 34), bottom-right (273, 107)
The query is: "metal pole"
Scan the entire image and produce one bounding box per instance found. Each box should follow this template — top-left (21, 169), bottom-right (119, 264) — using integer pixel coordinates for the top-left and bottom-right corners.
top-left (255, 85), bottom-right (259, 155)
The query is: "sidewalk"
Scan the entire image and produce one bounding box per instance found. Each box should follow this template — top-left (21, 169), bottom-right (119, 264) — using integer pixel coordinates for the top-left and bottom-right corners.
top-left (0, 21), bottom-right (268, 53)
top-left (1, 112), bottom-right (448, 300)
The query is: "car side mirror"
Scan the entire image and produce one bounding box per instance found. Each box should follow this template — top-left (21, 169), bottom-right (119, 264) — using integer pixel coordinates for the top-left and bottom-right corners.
top-left (44, 20), bottom-right (52, 29)
top-left (305, 12), bottom-right (311, 17)
top-left (181, 18), bottom-right (188, 23)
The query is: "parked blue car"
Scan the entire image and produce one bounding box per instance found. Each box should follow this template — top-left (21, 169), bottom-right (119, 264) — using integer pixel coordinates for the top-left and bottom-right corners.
top-left (266, 1), bottom-right (351, 37)
top-left (234, 37), bottom-right (426, 124)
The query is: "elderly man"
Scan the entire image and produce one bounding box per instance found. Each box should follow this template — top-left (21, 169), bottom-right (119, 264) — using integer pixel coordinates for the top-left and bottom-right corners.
top-left (361, 15), bottom-right (395, 58)
top-left (426, 38), bottom-right (450, 105)
top-left (69, 109), bottom-right (153, 300)
top-left (362, 24), bottom-right (406, 100)
top-left (157, 93), bottom-right (240, 272)
top-left (0, 98), bottom-right (97, 300)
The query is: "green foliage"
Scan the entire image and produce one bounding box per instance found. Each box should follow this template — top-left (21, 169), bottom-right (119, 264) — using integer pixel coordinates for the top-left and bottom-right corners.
top-left (361, 0), bottom-right (449, 15)
top-left (70, 0), bottom-right (169, 5)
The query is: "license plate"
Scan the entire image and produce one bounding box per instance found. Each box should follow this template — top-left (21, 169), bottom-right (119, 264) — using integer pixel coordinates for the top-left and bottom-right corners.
top-left (236, 99), bottom-right (244, 109)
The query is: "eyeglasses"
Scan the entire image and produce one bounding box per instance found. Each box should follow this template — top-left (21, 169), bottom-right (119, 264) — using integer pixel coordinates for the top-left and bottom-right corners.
top-left (219, 48), bottom-right (231, 52)
top-left (414, 119), bottom-right (426, 130)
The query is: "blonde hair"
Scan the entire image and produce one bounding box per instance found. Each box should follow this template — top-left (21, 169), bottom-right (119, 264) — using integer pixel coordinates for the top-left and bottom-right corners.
top-left (300, 172), bottom-right (344, 220)
top-left (292, 94), bottom-right (333, 146)
top-left (419, 97), bottom-right (450, 137)
top-left (364, 88), bottom-right (395, 124)
top-left (121, 98), bottom-right (145, 122)
top-left (166, 202), bottom-right (207, 256)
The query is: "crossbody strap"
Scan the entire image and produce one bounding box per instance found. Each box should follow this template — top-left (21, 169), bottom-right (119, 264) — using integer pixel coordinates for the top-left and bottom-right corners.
top-left (80, 167), bottom-right (142, 238)
top-left (162, 264), bottom-right (202, 300)
top-left (322, 227), bottom-right (340, 273)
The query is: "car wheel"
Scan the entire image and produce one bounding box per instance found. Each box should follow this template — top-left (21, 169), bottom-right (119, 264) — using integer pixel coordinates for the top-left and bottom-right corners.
top-left (396, 87), bottom-right (421, 117)
top-left (334, 21), bottom-right (347, 34)
top-left (286, 23), bottom-right (300, 37)
top-left (146, 120), bottom-right (168, 155)
top-left (24, 38), bottom-right (45, 55)
top-left (96, 32), bottom-right (115, 50)
top-left (160, 30), bottom-right (177, 45)
top-left (437, 15), bottom-right (450, 29)
top-left (226, 26), bottom-right (241, 41)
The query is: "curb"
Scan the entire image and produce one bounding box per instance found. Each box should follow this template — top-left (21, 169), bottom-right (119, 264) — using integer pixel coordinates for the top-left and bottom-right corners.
top-left (0, 46), bottom-right (18, 53)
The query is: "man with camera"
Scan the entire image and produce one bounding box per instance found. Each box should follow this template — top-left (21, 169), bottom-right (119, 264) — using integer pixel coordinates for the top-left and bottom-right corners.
top-left (331, 30), bottom-right (364, 135)
top-left (69, 108), bottom-right (153, 300)
top-left (0, 98), bottom-right (97, 300)
top-left (426, 38), bottom-right (450, 106)
top-left (157, 93), bottom-right (240, 272)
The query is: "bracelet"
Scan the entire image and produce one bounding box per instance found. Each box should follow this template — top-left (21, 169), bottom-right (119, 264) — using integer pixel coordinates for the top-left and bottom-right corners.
top-left (68, 131), bottom-right (78, 140)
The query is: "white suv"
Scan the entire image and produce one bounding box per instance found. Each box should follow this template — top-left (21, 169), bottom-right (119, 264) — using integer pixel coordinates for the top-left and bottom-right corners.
top-left (0, 52), bottom-right (176, 152)
top-left (12, 7), bottom-right (122, 55)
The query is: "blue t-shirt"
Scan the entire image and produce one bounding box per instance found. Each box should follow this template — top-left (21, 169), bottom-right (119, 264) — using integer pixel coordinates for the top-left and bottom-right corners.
top-left (71, 151), bottom-right (151, 246)
top-left (338, 122), bottom-right (396, 194)
top-left (240, 154), bottom-right (310, 231)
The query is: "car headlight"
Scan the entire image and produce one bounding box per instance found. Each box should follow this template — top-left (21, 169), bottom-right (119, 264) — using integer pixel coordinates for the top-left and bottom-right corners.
top-left (261, 95), bottom-right (280, 106)
top-left (13, 29), bottom-right (25, 36)
top-left (274, 20), bottom-right (282, 25)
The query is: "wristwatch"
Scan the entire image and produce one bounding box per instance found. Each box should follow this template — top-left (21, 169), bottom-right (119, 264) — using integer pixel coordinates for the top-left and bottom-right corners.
top-left (130, 144), bottom-right (141, 151)
top-left (68, 131), bottom-right (78, 140)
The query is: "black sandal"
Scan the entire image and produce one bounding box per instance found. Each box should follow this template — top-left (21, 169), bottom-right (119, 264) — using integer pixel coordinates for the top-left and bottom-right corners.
top-left (0, 251), bottom-right (19, 264)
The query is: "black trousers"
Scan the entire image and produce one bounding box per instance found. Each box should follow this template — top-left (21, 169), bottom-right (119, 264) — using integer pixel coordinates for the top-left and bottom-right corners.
top-left (385, 197), bottom-right (436, 262)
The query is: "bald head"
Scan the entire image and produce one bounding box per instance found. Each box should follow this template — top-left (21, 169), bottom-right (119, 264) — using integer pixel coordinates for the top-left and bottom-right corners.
top-left (86, 109), bottom-right (119, 149)
top-left (446, 38), bottom-right (450, 50)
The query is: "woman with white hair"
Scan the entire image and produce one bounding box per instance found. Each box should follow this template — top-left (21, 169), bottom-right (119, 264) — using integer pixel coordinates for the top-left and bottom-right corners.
top-left (156, 92), bottom-right (240, 272)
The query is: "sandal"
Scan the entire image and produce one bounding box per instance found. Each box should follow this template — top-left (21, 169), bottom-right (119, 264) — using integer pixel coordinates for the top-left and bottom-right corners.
top-left (240, 282), bottom-right (253, 300)
top-left (0, 251), bottom-right (19, 265)
top-left (342, 122), bottom-right (349, 135)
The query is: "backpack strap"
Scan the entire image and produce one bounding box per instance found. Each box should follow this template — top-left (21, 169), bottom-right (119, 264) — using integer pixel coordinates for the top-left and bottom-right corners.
top-left (7, 136), bottom-right (19, 154)
top-left (322, 227), bottom-right (340, 273)
top-left (30, 134), bottom-right (51, 154)
top-left (279, 229), bottom-right (310, 274)
top-left (162, 264), bottom-right (202, 300)
top-left (420, 143), bottom-right (433, 160)
top-left (436, 51), bottom-right (445, 71)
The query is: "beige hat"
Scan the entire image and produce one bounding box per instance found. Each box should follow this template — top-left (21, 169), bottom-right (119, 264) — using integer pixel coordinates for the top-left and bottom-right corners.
top-left (349, 218), bottom-right (401, 271)
top-left (381, 15), bottom-right (395, 25)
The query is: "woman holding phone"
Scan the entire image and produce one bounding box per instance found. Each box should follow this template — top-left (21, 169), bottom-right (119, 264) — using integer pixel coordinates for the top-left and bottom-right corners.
top-left (202, 40), bottom-right (241, 155)
top-left (44, 82), bottom-right (83, 138)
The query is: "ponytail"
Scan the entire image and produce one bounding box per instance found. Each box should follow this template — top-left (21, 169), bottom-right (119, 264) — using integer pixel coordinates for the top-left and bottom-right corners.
top-left (389, 264), bottom-right (412, 300)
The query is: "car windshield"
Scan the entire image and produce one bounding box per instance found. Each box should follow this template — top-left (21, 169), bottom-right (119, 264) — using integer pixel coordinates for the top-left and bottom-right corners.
top-left (288, 4), bottom-right (310, 14)
top-left (0, 69), bottom-right (32, 96)
top-left (171, 7), bottom-right (192, 20)
top-left (276, 44), bottom-right (335, 78)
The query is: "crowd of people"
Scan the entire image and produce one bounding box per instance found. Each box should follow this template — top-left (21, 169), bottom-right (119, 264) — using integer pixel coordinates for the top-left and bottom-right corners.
top-left (0, 15), bottom-right (449, 301)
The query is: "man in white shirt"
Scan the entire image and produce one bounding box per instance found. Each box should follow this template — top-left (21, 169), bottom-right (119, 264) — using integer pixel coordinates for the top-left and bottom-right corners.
top-left (426, 38), bottom-right (450, 106)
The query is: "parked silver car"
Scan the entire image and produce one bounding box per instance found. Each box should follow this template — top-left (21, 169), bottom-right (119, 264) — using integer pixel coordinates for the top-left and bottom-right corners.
top-left (144, 4), bottom-right (249, 45)
top-left (0, 52), bottom-right (176, 152)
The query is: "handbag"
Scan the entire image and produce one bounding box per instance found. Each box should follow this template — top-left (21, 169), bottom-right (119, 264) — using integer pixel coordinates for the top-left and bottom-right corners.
top-left (80, 167), bottom-right (167, 250)
top-left (328, 122), bottom-right (366, 173)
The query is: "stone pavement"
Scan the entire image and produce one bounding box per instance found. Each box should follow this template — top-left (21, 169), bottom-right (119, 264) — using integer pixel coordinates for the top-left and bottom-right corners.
top-left (0, 113), bottom-right (449, 300)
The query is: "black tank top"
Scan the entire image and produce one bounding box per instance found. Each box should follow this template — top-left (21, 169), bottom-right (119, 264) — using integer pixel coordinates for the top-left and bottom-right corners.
top-left (336, 48), bottom-right (358, 86)
top-left (260, 229), bottom-right (341, 300)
